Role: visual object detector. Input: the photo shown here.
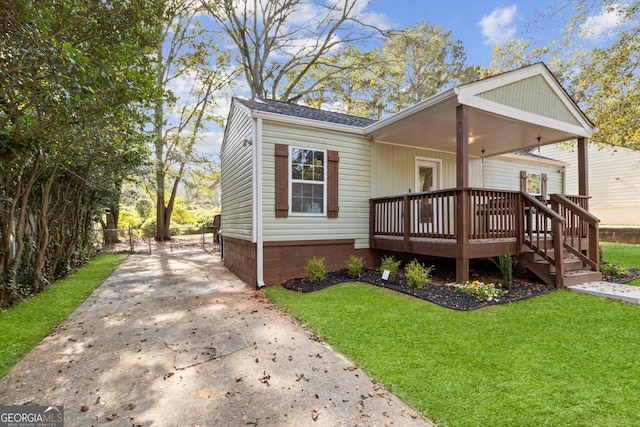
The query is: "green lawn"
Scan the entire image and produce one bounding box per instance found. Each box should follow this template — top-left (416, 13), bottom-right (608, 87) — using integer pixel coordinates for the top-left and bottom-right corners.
top-left (0, 254), bottom-right (128, 379)
top-left (265, 283), bottom-right (640, 427)
top-left (601, 242), bottom-right (640, 285)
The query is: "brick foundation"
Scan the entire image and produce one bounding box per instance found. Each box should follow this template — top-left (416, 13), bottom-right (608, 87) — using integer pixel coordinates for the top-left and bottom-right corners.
top-left (223, 237), bottom-right (379, 287)
top-left (264, 239), bottom-right (377, 285)
top-left (222, 236), bottom-right (257, 287)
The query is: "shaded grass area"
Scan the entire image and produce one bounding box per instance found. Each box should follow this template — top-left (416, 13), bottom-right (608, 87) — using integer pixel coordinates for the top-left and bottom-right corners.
top-left (0, 254), bottom-right (128, 379)
top-left (265, 283), bottom-right (640, 427)
top-left (601, 242), bottom-right (640, 285)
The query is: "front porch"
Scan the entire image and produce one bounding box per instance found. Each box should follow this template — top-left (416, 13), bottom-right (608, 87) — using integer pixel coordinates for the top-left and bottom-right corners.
top-left (370, 188), bottom-right (601, 287)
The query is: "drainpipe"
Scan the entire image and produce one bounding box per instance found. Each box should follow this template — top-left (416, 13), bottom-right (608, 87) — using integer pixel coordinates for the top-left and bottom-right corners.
top-left (254, 117), bottom-right (266, 288)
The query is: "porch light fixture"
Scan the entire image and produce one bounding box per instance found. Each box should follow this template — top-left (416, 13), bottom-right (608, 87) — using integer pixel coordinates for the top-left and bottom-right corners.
top-left (468, 136), bottom-right (475, 144)
top-left (242, 134), bottom-right (253, 147)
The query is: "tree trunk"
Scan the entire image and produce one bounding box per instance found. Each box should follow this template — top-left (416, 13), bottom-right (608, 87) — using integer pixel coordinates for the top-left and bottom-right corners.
top-left (154, 29), bottom-right (169, 242)
top-left (103, 208), bottom-right (120, 244)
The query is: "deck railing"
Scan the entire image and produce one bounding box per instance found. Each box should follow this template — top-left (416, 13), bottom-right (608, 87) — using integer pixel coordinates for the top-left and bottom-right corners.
top-left (370, 188), bottom-right (523, 241)
top-left (550, 194), bottom-right (599, 271)
top-left (370, 189), bottom-right (599, 288)
top-left (518, 192), bottom-right (565, 279)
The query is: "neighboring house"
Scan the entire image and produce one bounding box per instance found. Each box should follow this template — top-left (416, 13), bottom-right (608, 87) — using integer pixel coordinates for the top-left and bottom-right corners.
top-left (539, 142), bottom-right (640, 227)
top-left (482, 150), bottom-right (567, 197)
top-left (220, 63), bottom-right (601, 288)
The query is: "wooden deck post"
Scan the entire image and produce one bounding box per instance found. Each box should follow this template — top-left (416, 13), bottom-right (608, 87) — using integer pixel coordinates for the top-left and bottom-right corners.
top-left (577, 137), bottom-right (589, 208)
top-left (455, 105), bottom-right (470, 283)
top-left (369, 199), bottom-right (375, 250)
top-left (403, 195), bottom-right (411, 253)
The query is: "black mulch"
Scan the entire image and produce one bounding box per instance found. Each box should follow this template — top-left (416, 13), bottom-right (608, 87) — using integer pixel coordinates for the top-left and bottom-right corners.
top-left (603, 267), bottom-right (640, 284)
top-left (282, 259), bottom-right (557, 311)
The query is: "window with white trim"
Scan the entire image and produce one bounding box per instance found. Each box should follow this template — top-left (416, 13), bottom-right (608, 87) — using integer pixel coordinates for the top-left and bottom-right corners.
top-left (526, 172), bottom-right (541, 195)
top-left (290, 147), bottom-right (326, 215)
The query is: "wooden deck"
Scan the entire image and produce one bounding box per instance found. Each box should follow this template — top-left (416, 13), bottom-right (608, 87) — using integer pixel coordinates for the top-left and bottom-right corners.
top-left (370, 189), bottom-right (601, 287)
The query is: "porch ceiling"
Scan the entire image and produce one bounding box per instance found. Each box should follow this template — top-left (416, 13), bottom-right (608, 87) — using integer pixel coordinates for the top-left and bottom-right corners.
top-left (365, 97), bottom-right (584, 158)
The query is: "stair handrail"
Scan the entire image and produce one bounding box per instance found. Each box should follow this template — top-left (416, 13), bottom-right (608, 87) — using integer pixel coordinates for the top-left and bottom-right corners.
top-left (519, 192), bottom-right (566, 286)
top-left (550, 194), bottom-right (600, 272)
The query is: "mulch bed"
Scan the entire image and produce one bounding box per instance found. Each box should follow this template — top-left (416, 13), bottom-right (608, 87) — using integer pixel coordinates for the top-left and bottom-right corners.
top-left (283, 259), bottom-right (640, 311)
top-left (282, 259), bottom-right (558, 311)
top-left (602, 267), bottom-right (640, 284)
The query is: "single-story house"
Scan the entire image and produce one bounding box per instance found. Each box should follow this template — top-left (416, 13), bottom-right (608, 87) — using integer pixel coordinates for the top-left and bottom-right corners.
top-left (539, 142), bottom-right (640, 227)
top-left (220, 63), bottom-right (601, 288)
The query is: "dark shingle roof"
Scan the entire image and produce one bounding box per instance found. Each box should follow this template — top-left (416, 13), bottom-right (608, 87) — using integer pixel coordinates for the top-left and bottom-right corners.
top-left (515, 150), bottom-right (560, 162)
top-left (236, 97), bottom-right (377, 128)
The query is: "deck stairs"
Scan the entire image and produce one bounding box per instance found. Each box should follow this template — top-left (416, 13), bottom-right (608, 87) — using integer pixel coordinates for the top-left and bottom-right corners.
top-left (515, 193), bottom-right (601, 288)
top-left (519, 242), bottom-right (602, 287)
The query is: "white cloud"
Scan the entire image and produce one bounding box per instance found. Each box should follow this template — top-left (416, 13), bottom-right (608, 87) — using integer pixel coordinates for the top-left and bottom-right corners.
top-left (580, 3), bottom-right (627, 39)
top-left (478, 5), bottom-right (518, 46)
top-left (196, 130), bottom-right (224, 159)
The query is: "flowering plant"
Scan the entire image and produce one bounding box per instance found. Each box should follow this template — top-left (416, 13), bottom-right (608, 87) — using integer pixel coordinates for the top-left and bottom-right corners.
top-left (455, 280), bottom-right (508, 302)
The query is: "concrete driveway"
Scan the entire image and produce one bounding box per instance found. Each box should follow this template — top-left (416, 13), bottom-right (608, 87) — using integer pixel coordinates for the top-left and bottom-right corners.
top-left (0, 248), bottom-right (434, 426)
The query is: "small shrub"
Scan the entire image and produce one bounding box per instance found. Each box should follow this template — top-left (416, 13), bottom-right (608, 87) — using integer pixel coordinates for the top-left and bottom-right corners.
top-left (306, 257), bottom-right (326, 284)
top-left (405, 259), bottom-right (434, 289)
top-left (455, 280), bottom-right (508, 301)
top-left (141, 218), bottom-right (157, 238)
top-left (490, 248), bottom-right (514, 288)
top-left (346, 255), bottom-right (365, 279)
top-left (601, 262), bottom-right (628, 276)
top-left (379, 255), bottom-right (401, 282)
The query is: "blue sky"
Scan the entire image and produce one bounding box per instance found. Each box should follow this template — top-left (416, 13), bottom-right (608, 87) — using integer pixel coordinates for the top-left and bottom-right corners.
top-left (367, 0), bottom-right (557, 66)
top-left (192, 1), bottom-right (626, 157)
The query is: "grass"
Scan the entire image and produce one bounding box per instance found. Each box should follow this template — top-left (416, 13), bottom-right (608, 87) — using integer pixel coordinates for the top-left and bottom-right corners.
top-left (265, 283), bottom-right (640, 427)
top-left (0, 254), bottom-right (128, 379)
top-left (601, 242), bottom-right (640, 285)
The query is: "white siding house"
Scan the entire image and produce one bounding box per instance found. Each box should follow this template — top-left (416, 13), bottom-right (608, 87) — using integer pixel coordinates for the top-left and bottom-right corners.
top-left (220, 63), bottom-right (601, 287)
top-left (539, 142), bottom-right (640, 226)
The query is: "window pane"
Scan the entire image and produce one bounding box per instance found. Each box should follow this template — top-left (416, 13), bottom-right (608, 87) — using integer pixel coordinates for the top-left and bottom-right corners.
top-left (302, 164), bottom-right (313, 180)
top-left (291, 183), bottom-right (324, 213)
top-left (527, 173), bottom-right (541, 194)
top-left (290, 148), bottom-right (325, 214)
top-left (291, 148), bottom-right (303, 164)
top-left (314, 151), bottom-right (324, 166)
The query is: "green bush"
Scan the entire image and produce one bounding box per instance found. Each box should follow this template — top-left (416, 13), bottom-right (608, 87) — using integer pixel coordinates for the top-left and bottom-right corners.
top-left (306, 257), bottom-right (326, 284)
top-left (600, 262), bottom-right (628, 276)
top-left (379, 255), bottom-right (401, 282)
top-left (346, 255), bottom-right (365, 279)
top-left (405, 259), bottom-right (434, 289)
top-left (491, 248), bottom-right (514, 288)
top-left (141, 217), bottom-right (157, 238)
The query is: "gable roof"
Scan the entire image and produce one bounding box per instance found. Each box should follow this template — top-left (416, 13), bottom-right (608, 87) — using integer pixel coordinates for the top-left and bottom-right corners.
top-left (365, 63), bottom-right (597, 157)
top-left (235, 97), bottom-right (376, 128)
top-left (229, 63), bottom-right (595, 158)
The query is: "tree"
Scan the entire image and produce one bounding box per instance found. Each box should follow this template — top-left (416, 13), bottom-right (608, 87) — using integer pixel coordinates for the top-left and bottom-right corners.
top-left (301, 23), bottom-right (470, 119)
top-left (300, 45), bottom-right (390, 118)
top-left (571, 2), bottom-right (639, 148)
top-left (201, 0), bottom-right (384, 102)
top-left (380, 23), bottom-right (467, 112)
top-left (0, 0), bottom-right (161, 307)
top-left (153, 0), bottom-right (236, 241)
top-left (495, 2), bottom-right (640, 149)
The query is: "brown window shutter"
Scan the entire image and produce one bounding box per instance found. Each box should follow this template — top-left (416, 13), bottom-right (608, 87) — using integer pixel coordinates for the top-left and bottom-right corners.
top-left (275, 144), bottom-right (289, 218)
top-left (327, 150), bottom-right (339, 218)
